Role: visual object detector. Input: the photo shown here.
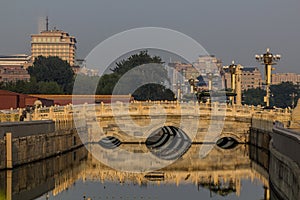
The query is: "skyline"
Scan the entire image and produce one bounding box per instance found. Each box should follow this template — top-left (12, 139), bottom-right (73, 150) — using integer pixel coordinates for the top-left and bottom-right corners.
top-left (1, 0), bottom-right (300, 73)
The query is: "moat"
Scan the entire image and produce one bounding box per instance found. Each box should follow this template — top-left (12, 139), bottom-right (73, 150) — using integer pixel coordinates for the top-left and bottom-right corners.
top-left (0, 103), bottom-right (299, 200)
top-left (1, 142), bottom-right (271, 200)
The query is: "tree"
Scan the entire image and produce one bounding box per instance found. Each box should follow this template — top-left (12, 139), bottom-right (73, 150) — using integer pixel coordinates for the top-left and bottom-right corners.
top-left (133, 84), bottom-right (176, 101)
top-left (243, 82), bottom-right (300, 108)
top-left (243, 88), bottom-right (265, 106)
top-left (97, 51), bottom-right (176, 101)
top-left (270, 82), bottom-right (299, 108)
top-left (73, 74), bottom-right (100, 94)
top-left (111, 51), bottom-right (163, 75)
top-left (37, 81), bottom-right (63, 94)
top-left (96, 73), bottom-right (121, 95)
top-left (0, 78), bottom-right (64, 94)
top-left (28, 56), bottom-right (74, 93)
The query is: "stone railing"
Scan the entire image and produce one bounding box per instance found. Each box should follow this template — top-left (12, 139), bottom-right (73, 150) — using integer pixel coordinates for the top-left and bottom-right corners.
top-left (0, 113), bottom-right (19, 122)
top-left (0, 101), bottom-right (292, 126)
top-left (0, 108), bottom-right (22, 122)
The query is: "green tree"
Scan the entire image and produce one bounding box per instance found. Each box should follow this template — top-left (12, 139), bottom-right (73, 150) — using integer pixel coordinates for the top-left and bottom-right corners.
top-left (243, 88), bottom-right (265, 106)
top-left (37, 81), bottom-right (63, 94)
top-left (0, 80), bottom-right (32, 93)
top-left (133, 84), bottom-right (176, 101)
top-left (270, 82), bottom-right (299, 108)
top-left (0, 78), bottom-right (64, 94)
top-left (243, 82), bottom-right (300, 108)
top-left (97, 73), bottom-right (121, 95)
top-left (28, 56), bottom-right (74, 93)
top-left (97, 51), bottom-right (176, 101)
top-left (73, 74), bottom-right (100, 94)
top-left (112, 51), bottom-right (163, 75)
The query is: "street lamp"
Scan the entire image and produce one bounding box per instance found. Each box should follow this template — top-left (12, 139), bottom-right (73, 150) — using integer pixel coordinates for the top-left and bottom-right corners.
top-left (188, 78), bottom-right (197, 94)
top-left (255, 48), bottom-right (281, 107)
top-left (223, 61), bottom-right (243, 105)
top-left (176, 80), bottom-right (181, 101)
top-left (206, 72), bottom-right (213, 91)
top-left (290, 92), bottom-right (298, 109)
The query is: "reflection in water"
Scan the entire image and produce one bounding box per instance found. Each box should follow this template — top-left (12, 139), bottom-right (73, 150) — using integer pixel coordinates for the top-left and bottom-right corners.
top-left (198, 180), bottom-right (236, 197)
top-left (0, 147), bottom-right (88, 200)
top-left (216, 137), bottom-right (238, 149)
top-left (98, 136), bottom-right (121, 149)
top-left (145, 126), bottom-right (191, 160)
top-left (4, 125), bottom-right (293, 200)
top-left (0, 143), bottom-right (271, 200)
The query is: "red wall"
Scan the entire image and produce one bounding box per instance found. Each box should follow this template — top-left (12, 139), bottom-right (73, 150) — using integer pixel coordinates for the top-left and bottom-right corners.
top-left (0, 95), bottom-right (17, 109)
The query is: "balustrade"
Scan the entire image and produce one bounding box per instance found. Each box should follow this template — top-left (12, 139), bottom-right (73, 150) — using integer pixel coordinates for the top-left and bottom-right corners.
top-left (0, 102), bottom-right (293, 128)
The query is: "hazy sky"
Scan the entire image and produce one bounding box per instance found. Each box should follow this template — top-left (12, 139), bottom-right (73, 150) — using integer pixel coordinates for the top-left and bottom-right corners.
top-left (1, 0), bottom-right (300, 73)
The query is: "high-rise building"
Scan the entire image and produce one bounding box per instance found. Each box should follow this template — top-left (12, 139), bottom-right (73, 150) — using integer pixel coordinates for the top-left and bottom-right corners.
top-left (31, 29), bottom-right (76, 66)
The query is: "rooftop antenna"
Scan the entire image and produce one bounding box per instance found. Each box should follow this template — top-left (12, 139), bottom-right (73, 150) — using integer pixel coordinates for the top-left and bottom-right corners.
top-left (46, 16), bottom-right (49, 31)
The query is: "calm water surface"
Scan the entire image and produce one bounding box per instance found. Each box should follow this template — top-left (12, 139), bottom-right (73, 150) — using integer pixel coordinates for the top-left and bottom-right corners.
top-left (0, 143), bottom-right (270, 200)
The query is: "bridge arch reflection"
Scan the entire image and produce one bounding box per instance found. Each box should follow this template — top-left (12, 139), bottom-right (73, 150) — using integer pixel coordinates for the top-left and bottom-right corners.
top-left (98, 136), bottom-right (121, 149)
top-left (216, 137), bottom-right (239, 149)
top-left (145, 126), bottom-right (192, 160)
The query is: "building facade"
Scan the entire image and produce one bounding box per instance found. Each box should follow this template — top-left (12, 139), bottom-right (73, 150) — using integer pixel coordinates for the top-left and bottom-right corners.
top-left (0, 54), bottom-right (32, 68)
top-left (0, 65), bottom-right (30, 83)
top-left (272, 73), bottom-right (300, 85)
top-left (224, 67), bottom-right (263, 91)
top-left (31, 29), bottom-right (76, 66)
top-left (168, 55), bottom-right (223, 99)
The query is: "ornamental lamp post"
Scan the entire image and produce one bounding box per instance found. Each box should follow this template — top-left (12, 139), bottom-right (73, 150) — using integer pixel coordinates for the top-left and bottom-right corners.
top-left (290, 92), bottom-right (298, 109)
top-left (255, 48), bottom-right (281, 107)
top-left (206, 72), bottom-right (213, 91)
top-left (223, 61), bottom-right (243, 105)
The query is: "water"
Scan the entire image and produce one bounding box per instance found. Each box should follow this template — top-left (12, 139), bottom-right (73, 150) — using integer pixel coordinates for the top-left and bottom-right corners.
top-left (1, 143), bottom-right (270, 200)
top-left (40, 179), bottom-right (264, 200)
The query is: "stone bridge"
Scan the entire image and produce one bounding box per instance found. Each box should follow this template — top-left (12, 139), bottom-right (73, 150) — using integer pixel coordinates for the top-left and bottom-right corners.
top-left (9, 101), bottom-right (290, 144)
top-left (76, 102), bottom-right (291, 144)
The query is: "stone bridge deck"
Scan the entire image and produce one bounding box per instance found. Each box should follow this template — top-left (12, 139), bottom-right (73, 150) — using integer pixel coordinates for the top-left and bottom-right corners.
top-left (1, 102), bottom-right (291, 144)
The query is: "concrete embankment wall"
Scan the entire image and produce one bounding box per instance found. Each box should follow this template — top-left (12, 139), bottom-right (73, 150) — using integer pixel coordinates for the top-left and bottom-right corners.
top-left (249, 118), bottom-right (271, 172)
top-left (0, 120), bottom-right (55, 138)
top-left (0, 139), bottom-right (6, 169)
top-left (250, 118), bottom-right (300, 200)
top-left (269, 127), bottom-right (300, 200)
top-left (0, 120), bottom-right (84, 170)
